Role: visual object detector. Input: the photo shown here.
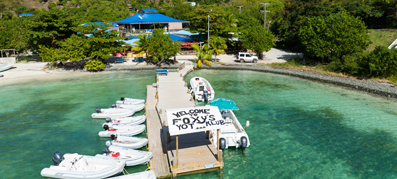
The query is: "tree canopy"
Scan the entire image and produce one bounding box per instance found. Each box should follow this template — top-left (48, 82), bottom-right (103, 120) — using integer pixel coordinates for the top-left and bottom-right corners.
top-left (299, 11), bottom-right (371, 61)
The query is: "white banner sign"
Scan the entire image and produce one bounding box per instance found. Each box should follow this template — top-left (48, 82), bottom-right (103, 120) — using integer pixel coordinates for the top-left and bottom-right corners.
top-left (166, 106), bottom-right (225, 136)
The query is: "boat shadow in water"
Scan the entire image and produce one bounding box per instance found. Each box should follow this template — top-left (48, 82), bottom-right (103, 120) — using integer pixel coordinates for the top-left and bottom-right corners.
top-left (272, 107), bottom-right (397, 178)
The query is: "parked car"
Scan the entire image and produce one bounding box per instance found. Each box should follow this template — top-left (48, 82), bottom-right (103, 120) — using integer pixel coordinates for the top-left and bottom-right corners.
top-left (238, 52), bottom-right (258, 63)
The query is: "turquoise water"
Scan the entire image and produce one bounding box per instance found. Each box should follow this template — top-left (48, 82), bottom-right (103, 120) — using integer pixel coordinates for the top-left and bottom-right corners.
top-left (1, 70), bottom-right (397, 178)
top-left (0, 71), bottom-right (155, 178)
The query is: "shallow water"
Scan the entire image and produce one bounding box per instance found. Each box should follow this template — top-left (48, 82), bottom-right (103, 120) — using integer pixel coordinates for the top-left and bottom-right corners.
top-left (1, 70), bottom-right (397, 178)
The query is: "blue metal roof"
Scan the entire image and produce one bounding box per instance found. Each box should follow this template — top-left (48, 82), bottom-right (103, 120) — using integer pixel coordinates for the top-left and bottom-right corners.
top-left (209, 98), bottom-right (239, 111)
top-left (20, 13), bottom-right (33, 15)
top-left (81, 22), bottom-right (118, 27)
top-left (141, 9), bottom-right (159, 13)
top-left (169, 34), bottom-right (194, 42)
top-left (173, 30), bottom-right (199, 36)
top-left (113, 12), bottom-right (189, 24)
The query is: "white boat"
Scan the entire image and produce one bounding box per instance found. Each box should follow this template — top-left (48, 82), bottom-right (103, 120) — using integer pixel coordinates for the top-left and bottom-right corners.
top-left (108, 170), bottom-right (156, 179)
top-left (209, 98), bottom-right (250, 153)
top-left (98, 124), bottom-right (145, 137)
top-left (106, 135), bottom-right (148, 149)
top-left (189, 77), bottom-right (215, 102)
top-left (0, 63), bottom-right (14, 72)
top-left (105, 115), bottom-right (146, 126)
top-left (92, 108), bottom-right (135, 119)
top-left (95, 146), bottom-right (153, 166)
top-left (112, 103), bottom-right (145, 111)
top-left (40, 152), bottom-right (125, 179)
top-left (116, 97), bottom-right (145, 105)
top-left (102, 119), bottom-right (146, 129)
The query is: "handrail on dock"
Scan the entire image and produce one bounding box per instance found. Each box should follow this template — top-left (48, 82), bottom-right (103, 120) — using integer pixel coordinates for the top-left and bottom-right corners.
top-left (178, 62), bottom-right (185, 71)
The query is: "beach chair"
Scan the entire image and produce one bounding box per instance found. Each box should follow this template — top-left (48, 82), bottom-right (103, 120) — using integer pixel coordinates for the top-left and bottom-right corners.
top-left (114, 58), bottom-right (124, 64)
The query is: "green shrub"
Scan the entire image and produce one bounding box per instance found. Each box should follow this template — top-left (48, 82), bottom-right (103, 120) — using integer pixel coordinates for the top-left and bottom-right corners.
top-left (364, 46), bottom-right (397, 78)
top-left (85, 60), bottom-right (105, 71)
top-left (326, 55), bottom-right (361, 75)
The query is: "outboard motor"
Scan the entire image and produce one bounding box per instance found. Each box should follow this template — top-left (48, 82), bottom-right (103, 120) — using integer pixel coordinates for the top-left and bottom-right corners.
top-left (241, 136), bottom-right (248, 154)
top-left (105, 118), bottom-right (112, 123)
top-left (96, 108), bottom-right (101, 113)
top-left (203, 90), bottom-right (209, 102)
top-left (110, 134), bottom-right (117, 140)
top-left (52, 151), bottom-right (63, 166)
top-left (111, 104), bottom-right (116, 108)
top-left (103, 124), bottom-right (109, 131)
top-left (103, 148), bottom-right (110, 156)
top-left (120, 97), bottom-right (125, 101)
top-left (219, 138), bottom-right (226, 154)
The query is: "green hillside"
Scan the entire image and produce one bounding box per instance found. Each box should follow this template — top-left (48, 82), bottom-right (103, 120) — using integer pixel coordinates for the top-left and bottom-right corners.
top-left (367, 29), bottom-right (397, 52)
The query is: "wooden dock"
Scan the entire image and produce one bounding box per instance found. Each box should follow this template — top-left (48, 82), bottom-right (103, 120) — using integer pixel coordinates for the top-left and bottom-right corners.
top-left (145, 62), bottom-right (224, 178)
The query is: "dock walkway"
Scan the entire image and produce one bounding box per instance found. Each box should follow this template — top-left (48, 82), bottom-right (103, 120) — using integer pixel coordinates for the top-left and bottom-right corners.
top-left (146, 61), bottom-right (223, 178)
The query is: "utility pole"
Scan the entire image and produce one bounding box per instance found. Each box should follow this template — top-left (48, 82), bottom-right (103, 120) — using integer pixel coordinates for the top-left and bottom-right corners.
top-left (260, 3), bottom-right (270, 30)
top-left (267, 21), bottom-right (271, 32)
top-left (208, 9), bottom-right (212, 49)
top-left (237, 6), bottom-right (243, 13)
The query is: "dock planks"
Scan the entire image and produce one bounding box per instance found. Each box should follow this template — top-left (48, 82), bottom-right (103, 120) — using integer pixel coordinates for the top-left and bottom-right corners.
top-left (146, 85), bottom-right (171, 178)
top-left (146, 62), bottom-right (223, 178)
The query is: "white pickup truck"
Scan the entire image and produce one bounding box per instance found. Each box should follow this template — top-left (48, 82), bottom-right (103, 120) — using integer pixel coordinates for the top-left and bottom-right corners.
top-left (238, 52), bottom-right (258, 63)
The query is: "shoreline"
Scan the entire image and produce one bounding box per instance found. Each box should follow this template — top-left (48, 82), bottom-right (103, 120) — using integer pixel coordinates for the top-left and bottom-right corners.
top-left (201, 64), bottom-right (397, 99)
top-left (1, 61), bottom-right (396, 99)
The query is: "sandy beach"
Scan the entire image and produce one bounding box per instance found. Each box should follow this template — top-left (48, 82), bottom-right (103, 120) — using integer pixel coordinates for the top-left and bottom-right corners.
top-left (0, 48), bottom-right (299, 86)
top-left (0, 62), bottom-right (92, 86)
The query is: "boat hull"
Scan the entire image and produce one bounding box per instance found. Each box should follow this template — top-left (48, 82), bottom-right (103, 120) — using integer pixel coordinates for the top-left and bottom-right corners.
top-left (106, 136), bottom-right (148, 149)
top-left (98, 125), bottom-right (145, 137)
top-left (40, 154), bottom-right (125, 179)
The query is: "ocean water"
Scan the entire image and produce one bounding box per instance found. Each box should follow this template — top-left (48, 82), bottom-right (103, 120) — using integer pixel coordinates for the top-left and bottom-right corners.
top-left (1, 70), bottom-right (397, 178)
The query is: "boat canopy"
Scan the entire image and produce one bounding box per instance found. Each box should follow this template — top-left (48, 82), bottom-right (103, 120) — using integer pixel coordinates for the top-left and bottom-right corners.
top-left (209, 98), bottom-right (239, 110)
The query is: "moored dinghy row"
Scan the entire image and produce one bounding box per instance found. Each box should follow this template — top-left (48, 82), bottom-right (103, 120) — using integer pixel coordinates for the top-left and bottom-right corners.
top-left (41, 97), bottom-right (156, 178)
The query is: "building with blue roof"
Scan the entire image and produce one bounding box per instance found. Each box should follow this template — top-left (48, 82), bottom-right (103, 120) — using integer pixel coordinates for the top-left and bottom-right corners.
top-left (113, 9), bottom-right (189, 33)
top-left (19, 13), bottom-right (34, 17)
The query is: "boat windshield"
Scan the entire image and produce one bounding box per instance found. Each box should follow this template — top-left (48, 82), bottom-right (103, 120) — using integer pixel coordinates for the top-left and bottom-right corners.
top-left (199, 85), bottom-right (204, 91)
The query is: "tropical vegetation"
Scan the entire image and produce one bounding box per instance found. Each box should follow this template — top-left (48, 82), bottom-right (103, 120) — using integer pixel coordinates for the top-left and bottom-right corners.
top-left (0, 0), bottom-right (397, 81)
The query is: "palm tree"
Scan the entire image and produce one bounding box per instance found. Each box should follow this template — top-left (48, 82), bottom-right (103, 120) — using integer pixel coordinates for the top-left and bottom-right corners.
top-left (132, 34), bottom-right (150, 59)
top-left (209, 36), bottom-right (227, 62)
top-left (191, 43), bottom-right (212, 68)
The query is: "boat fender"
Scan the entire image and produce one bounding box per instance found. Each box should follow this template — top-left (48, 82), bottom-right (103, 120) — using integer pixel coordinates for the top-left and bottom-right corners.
top-left (109, 129), bottom-right (116, 131)
top-left (219, 138), bottom-right (226, 151)
top-left (96, 108), bottom-right (101, 113)
top-left (120, 97), bottom-right (125, 101)
top-left (241, 136), bottom-right (248, 154)
top-left (111, 104), bottom-right (116, 108)
top-left (111, 152), bottom-right (120, 157)
top-left (110, 134), bottom-right (116, 140)
top-left (103, 148), bottom-right (110, 155)
top-left (103, 124), bottom-right (109, 131)
top-left (105, 118), bottom-right (111, 123)
top-left (52, 151), bottom-right (63, 166)
top-left (106, 141), bottom-right (112, 146)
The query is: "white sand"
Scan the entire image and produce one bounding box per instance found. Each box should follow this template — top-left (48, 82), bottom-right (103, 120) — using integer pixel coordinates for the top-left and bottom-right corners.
top-left (0, 62), bottom-right (91, 86)
top-left (0, 48), bottom-right (301, 86)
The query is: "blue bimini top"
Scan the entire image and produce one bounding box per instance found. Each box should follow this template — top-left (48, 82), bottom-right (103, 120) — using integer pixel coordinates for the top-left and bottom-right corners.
top-left (209, 98), bottom-right (239, 111)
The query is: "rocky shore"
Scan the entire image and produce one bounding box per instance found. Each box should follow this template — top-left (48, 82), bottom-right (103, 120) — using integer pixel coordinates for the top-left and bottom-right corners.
top-left (201, 64), bottom-right (397, 99)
